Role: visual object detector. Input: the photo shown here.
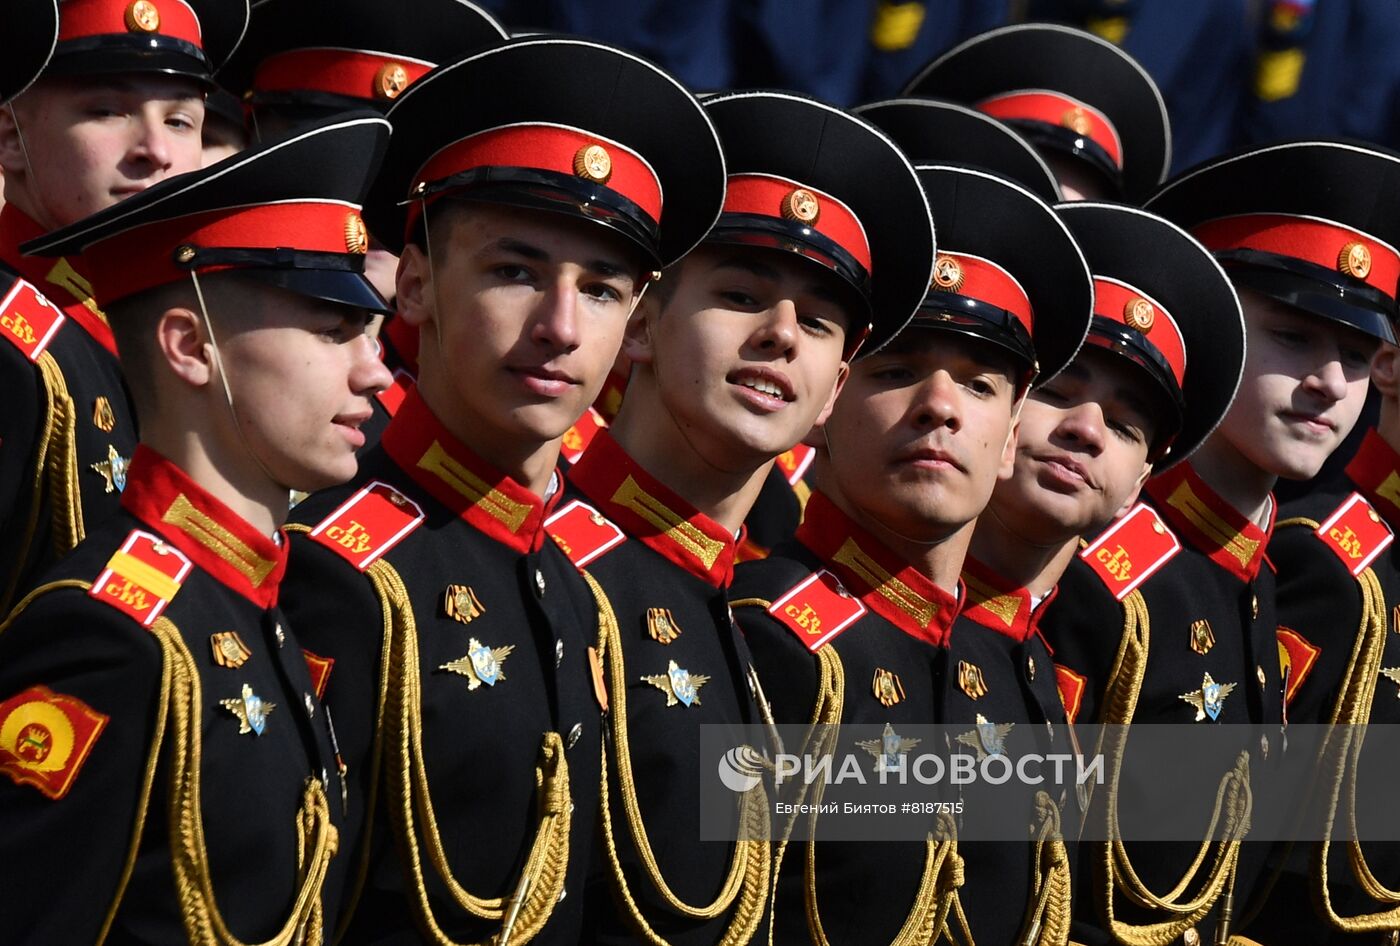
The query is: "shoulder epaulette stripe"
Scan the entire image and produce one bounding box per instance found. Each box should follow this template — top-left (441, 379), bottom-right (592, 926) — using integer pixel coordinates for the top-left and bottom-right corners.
top-left (1080, 503), bottom-right (1180, 601)
top-left (308, 480), bottom-right (426, 571)
top-left (88, 529), bottom-right (193, 626)
top-left (1313, 492), bottom-right (1394, 578)
top-left (767, 569), bottom-right (866, 652)
top-left (0, 277), bottom-right (65, 362)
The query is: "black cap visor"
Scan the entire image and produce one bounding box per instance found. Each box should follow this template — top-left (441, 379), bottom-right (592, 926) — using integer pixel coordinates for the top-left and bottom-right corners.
top-left (1005, 119), bottom-right (1124, 199)
top-left (180, 246), bottom-right (391, 314)
top-left (910, 291), bottom-right (1039, 382)
top-left (45, 35), bottom-right (213, 84)
top-left (1215, 248), bottom-right (1397, 345)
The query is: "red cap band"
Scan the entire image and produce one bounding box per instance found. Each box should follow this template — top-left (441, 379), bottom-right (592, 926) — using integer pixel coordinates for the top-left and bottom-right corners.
top-left (1191, 213), bottom-right (1400, 301)
top-left (84, 200), bottom-right (367, 305)
top-left (59, 0), bottom-right (202, 49)
top-left (254, 48), bottom-right (434, 104)
top-left (930, 251), bottom-right (1033, 335)
top-left (1092, 276), bottom-right (1187, 388)
top-left (407, 124), bottom-right (663, 238)
top-left (976, 90), bottom-right (1122, 170)
top-left (721, 174), bottom-right (872, 275)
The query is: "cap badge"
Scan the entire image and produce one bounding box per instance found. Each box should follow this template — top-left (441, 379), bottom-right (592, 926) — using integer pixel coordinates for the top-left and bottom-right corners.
top-left (124, 0), bottom-right (161, 33)
top-left (573, 144), bottom-right (613, 184)
top-left (372, 62), bottom-right (410, 101)
top-left (780, 188), bottom-right (821, 225)
top-left (344, 212), bottom-right (369, 255)
top-left (931, 255), bottom-right (965, 293)
top-left (1339, 241), bottom-right (1372, 279)
top-left (1124, 296), bottom-right (1155, 333)
top-left (1060, 106), bottom-right (1093, 136)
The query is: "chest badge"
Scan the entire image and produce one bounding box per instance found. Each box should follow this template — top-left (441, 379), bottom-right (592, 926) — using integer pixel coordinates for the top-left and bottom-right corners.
top-left (1180, 672), bottom-right (1236, 722)
top-left (957, 660), bottom-right (988, 701)
top-left (92, 396), bottom-right (116, 433)
top-left (442, 584), bottom-right (484, 625)
top-left (955, 714), bottom-right (1014, 760)
top-left (440, 638), bottom-right (515, 690)
top-left (872, 667), bottom-right (905, 707)
top-left (91, 444), bottom-right (130, 493)
top-left (220, 684), bottom-right (275, 736)
top-left (209, 631), bottom-right (251, 669)
top-left (646, 607), bottom-right (683, 645)
top-left (1189, 619), bottom-right (1215, 656)
top-left (855, 722), bottom-right (921, 774)
top-left (641, 660), bottom-right (709, 707)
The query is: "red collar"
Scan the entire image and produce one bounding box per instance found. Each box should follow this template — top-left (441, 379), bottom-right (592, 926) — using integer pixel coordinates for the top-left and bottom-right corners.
top-left (380, 388), bottom-right (557, 554)
top-left (1147, 461), bottom-right (1274, 583)
top-left (594, 368), bottom-right (629, 423)
top-left (958, 556), bottom-right (1057, 643)
top-left (1346, 428), bottom-right (1400, 528)
top-left (567, 431), bottom-right (738, 587)
top-left (120, 446), bottom-right (288, 608)
top-left (0, 205), bottom-right (116, 357)
top-left (795, 491), bottom-right (962, 647)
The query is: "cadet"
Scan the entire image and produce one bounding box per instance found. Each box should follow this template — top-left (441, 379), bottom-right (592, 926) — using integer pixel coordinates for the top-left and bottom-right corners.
top-left (0, 112), bottom-right (393, 944)
top-left (901, 22), bottom-right (1170, 203)
top-left (1038, 139), bottom-right (1400, 945)
top-left (731, 164), bottom-right (1092, 945)
top-left (978, 203), bottom-right (1245, 945)
top-left (277, 38), bottom-right (726, 944)
top-left (218, 0), bottom-right (511, 447)
top-left (0, 0), bottom-right (247, 614)
top-left (545, 90), bottom-right (934, 944)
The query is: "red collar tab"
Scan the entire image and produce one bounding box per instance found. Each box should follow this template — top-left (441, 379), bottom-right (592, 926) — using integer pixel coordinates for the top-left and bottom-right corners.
top-left (560, 406), bottom-right (608, 465)
top-left (976, 90), bottom-right (1123, 170)
top-left (1192, 214), bottom-right (1400, 301)
top-left (83, 200), bottom-right (370, 307)
top-left (0, 206), bottom-right (116, 356)
top-left (595, 368), bottom-right (628, 423)
top-left (1079, 502), bottom-right (1181, 600)
top-left (1091, 275), bottom-right (1187, 387)
top-left (407, 123), bottom-right (663, 240)
top-left (795, 490), bottom-right (961, 647)
top-left (928, 250), bottom-right (1033, 334)
top-left (775, 443), bottom-right (816, 486)
top-left (1346, 428), bottom-right (1400, 527)
top-left (566, 431), bottom-right (737, 587)
top-left (1148, 462), bottom-right (1273, 582)
top-left (119, 446), bottom-right (288, 608)
top-left (721, 174), bottom-right (873, 275)
top-left (58, 0), bottom-right (203, 50)
top-left (959, 556), bottom-right (1054, 642)
top-left (1313, 491), bottom-right (1394, 577)
top-left (0, 277), bottom-right (66, 363)
top-left (380, 388), bottom-right (554, 554)
top-left (254, 48), bottom-right (434, 104)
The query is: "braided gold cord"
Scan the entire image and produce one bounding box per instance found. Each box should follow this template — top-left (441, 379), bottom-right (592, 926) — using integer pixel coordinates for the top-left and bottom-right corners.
top-left (586, 572), bottom-right (770, 945)
top-left (37, 351), bottom-right (83, 559)
top-left (1309, 568), bottom-right (1400, 932)
top-left (1023, 791), bottom-right (1072, 946)
top-left (370, 560), bottom-right (570, 945)
top-left (1092, 592), bottom-right (1251, 946)
top-left (153, 615), bottom-right (339, 946)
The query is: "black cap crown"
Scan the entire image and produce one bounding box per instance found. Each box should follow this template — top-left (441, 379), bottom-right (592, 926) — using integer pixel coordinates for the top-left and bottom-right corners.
top-left (2, 0), bottom-right (59, 104)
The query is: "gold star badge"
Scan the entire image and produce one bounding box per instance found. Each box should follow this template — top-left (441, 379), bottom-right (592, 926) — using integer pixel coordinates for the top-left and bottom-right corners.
top-left (1179, 672), bottom-right (1236, 722)
top-left (954, 714), bottom-right (1014, 760)
top-left (440, 638), bottom-right (514, 690)
top-left (220, 683), bottom-right (275, 736)
top-left (641, 660), bottom-right (709, 707)
top-left (90, 444), bottom-right (130, 493)
top-left (855, 723), bottom-right (921, 774)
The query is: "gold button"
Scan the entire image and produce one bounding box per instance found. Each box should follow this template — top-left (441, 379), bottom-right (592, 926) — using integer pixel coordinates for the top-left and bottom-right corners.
top-left (1027, 656), bottom-right (1037, 680)
top-left (1257, 665), bottom-right (1267, 687)
top-left (931, 254), bottom-right (965, 293)
top-left (124, 0), bottom-right (160, 33)
top-left (566, 722), bottom-right (582, 749)
top-left (780, 187), bottom-right (821, 224)
top-left (1124, 296), bottom-right (1155, 333)
top-left (1251, 594), bottom-right (1259, 619)
top-left (1152, 520), bottom-right (1166, 535)
top-left (373, 62), bottom-right (410, 100)
top-left (1338, 241), bottom-right (1372, 279)
top-left (573, 144), bottom-right (613, 184)
top-left (1183, 927), bottom-right (1200, 946)
top-left (1370, 508), bottom-right (1382, 523)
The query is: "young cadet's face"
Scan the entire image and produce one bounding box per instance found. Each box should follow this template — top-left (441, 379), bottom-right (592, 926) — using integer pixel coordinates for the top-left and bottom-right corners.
top-left (1215, 290), bottom-right (1377, 480)
top-left (986, 347), bottom-right (1156, 544)
top-left (399, 203), bottom-right (640, 451)
top-left (218, 285), bottom-right (391, 490)
top-left (631, 245), bottom-right (852, 467)
top-left (0, 75), bottom-right (205, 228)
top-left (821, 331), bottom-right (1020, 541)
